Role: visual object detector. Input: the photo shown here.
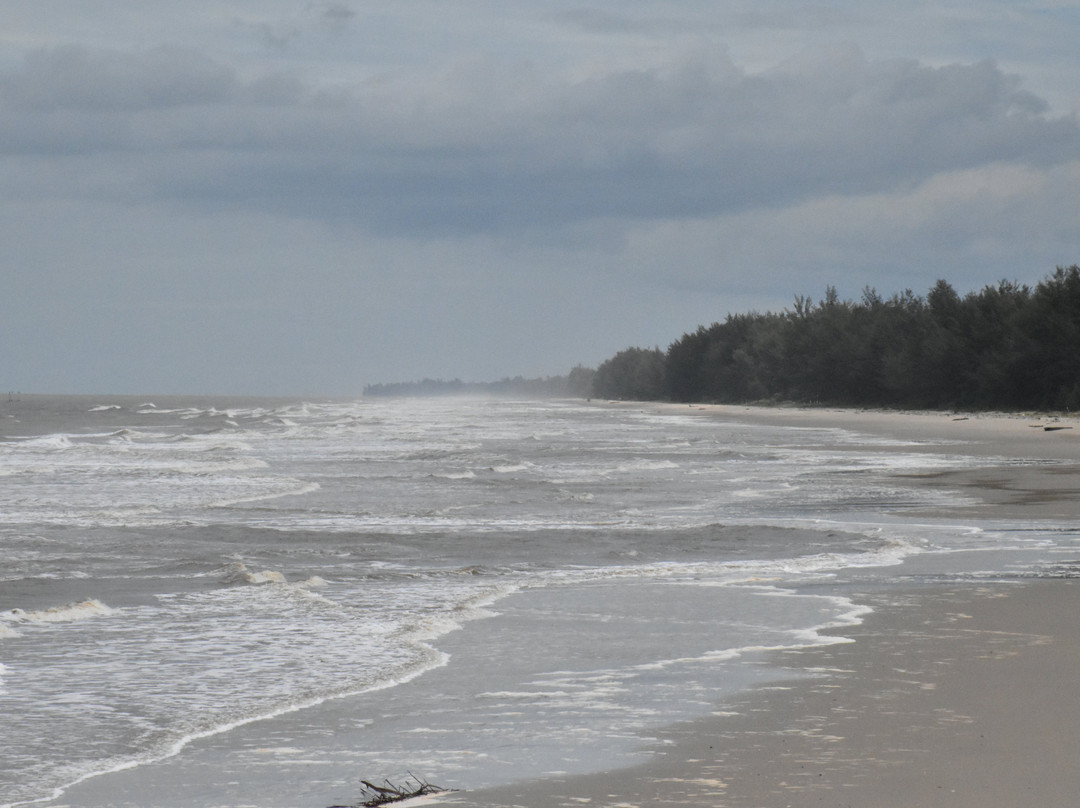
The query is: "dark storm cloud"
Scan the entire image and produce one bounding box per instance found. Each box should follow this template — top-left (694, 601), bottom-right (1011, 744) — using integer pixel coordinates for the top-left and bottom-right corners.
top-left (2, 43), bottom-right (1076, 236)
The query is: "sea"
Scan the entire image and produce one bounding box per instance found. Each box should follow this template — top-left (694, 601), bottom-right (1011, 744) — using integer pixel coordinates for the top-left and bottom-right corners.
top-left (1, 395), bottom-right (1077, 808)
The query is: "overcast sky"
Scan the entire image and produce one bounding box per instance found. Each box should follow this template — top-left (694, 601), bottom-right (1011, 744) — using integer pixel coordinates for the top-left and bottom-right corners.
top-left (3, 2), bottom-right (1079, 395)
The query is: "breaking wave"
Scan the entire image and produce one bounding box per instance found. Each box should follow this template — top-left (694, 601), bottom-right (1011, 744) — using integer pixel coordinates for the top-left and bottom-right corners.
top-left (1, 599), bottom-right (115, 628)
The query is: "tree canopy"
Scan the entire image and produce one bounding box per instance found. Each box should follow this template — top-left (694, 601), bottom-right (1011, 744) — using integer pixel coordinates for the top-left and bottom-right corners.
top-left (593, 266), bottom-right (1080, 411)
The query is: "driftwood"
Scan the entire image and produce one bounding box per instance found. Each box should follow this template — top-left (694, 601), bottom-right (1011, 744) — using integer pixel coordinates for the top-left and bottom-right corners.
top-left (329, 774), bottom-right (453, 808)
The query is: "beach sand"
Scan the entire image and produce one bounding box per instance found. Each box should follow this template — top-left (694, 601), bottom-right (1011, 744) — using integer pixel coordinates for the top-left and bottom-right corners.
top-left (444, 405), bottom-right (1080, 807)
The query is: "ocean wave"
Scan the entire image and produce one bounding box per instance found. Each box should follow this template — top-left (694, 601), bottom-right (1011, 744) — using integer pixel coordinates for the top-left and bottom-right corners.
top-left (219, 564), bottom-right (330, 592)
top-left (208, 480), bottom-right (320, 508)
top-left (220, 562), bottom-right (287, 585)
top-left (615, 459), bottom-right (680, 472)
top-left (491, 463), bottom-right (532, 473)
top-left (247, 569), bottom-right (288, 584)
top-left (1, 599), bottom-right (115, 627)
top-left (16, 434), bottom-right (74, 451)
top-left (105, 428), bottom-right (173, 442)
top-left (477, 690), bottom-right (573, 700)
top-left (168, 434), bottom-right (253, 451)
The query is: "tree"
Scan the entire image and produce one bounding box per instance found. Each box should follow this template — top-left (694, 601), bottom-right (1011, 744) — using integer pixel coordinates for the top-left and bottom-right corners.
top-left (591, 347), bottom-right (666, 400)
top-left (595, 267), bottom-right (1080, 411)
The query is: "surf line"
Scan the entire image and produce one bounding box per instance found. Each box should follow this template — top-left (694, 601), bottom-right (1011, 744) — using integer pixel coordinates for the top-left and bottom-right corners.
top-left (1, 646), bottom-right (452, 808)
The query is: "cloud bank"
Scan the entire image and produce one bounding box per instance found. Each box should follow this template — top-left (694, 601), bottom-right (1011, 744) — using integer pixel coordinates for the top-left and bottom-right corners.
top-left (1, 4), bottom-right (1079, 394)
top-left (5, 42), bottom-right (1076, 236)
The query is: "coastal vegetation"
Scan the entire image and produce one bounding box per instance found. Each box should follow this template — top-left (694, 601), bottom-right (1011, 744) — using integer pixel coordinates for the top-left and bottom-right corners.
top-left (366, 266), bottom-right (1080, 412)
top-left (594, 266), bottom-right (1080, 411)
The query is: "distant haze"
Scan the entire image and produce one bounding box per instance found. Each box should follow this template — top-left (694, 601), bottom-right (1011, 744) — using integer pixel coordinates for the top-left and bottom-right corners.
top-left (3, 2), bottom-right (1079, 395)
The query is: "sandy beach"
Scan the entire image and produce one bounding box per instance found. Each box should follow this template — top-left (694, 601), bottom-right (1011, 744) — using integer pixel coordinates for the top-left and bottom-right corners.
top-left (446, 405), bottom-right (1080, 807)
top-left (8, 400), bottom-right (1079, 808)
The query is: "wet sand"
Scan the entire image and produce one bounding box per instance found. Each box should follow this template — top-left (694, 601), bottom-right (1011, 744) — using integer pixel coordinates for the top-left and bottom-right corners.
top-left (450, 579), bottom-right (1080, 808)
top-left (660, 403), bottom-right (1080, 522)
top-left (445, 405), bottom-right (1080, 807)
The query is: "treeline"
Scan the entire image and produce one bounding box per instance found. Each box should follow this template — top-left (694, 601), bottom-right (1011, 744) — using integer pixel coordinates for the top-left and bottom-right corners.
top-left (593, 266), bottom-right (1080, 411)
top-left (363, 366), bottom-right (596, 399)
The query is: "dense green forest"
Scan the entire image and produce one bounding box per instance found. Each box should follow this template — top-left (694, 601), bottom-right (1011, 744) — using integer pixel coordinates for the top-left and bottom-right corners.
top-left (593, 266), bottom-right (1080, 411)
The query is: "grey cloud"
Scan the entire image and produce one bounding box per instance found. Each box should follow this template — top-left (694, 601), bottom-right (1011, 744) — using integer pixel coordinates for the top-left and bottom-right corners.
top-left (552, 8), bottom-right (706, 37)
top-left (229, 17), bottom-right (304, 52)
top-left (555, 9), bottom-right (645, 34)
top-left (732, 5), bottom-right (862, 31)
top-left (318, 3), bottom-right (357, 29)
top-left (1, 44), bottom-right (236, 112)
top-left (229, 3), bottom-right (356, 52)
top-left (2, 44), bottom-right (1077, 235)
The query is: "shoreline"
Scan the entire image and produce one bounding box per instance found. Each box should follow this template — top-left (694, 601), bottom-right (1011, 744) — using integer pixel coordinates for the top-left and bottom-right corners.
top-left (445, 402), bottom-right (1080, 807)
top-left (449, 577), bottom-right (1080, 807)
top-left (642, 401), bottom-right (1080, 521)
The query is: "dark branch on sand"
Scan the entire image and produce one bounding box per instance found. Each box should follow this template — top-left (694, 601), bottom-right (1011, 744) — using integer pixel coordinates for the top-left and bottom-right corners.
top-left (328, 774), bottom-right (454, 807)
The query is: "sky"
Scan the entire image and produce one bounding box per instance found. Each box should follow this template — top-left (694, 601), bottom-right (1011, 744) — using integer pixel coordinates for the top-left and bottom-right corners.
top-left (2, 2), bottom-right (1079, 396)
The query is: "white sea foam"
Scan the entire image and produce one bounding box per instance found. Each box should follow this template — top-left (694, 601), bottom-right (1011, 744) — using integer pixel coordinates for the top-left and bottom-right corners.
top-left (616, 459), bottom-right (680, 472)
top-left (491, 463), bottom-right (531, 473)
top-left (0, 570), bottom-right (508, 808)
top-left (755, 587), bottom-right (874, 643)
top-left (221, 562), bottom-right (288, 585)
top-left (208, 480), bottom-right (320, 509)
top-left (0, 423), bottom-right (322, 526)
top-left (248, 569), bottom-right (288, 584)
top-left (18, 434), bottom-right (74, 450)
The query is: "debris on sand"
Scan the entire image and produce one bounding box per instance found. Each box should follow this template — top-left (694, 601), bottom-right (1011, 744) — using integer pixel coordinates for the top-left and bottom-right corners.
top-left (329, 774), bottom-right (454, 807)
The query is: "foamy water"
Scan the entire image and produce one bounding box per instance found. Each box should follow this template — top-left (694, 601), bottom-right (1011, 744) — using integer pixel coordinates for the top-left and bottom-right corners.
top-left (1, 395), bottom-right (1076, 808)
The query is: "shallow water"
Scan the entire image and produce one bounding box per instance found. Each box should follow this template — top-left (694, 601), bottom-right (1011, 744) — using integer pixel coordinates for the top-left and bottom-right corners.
top-left (1, 396), bottom-right (1075, 807)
